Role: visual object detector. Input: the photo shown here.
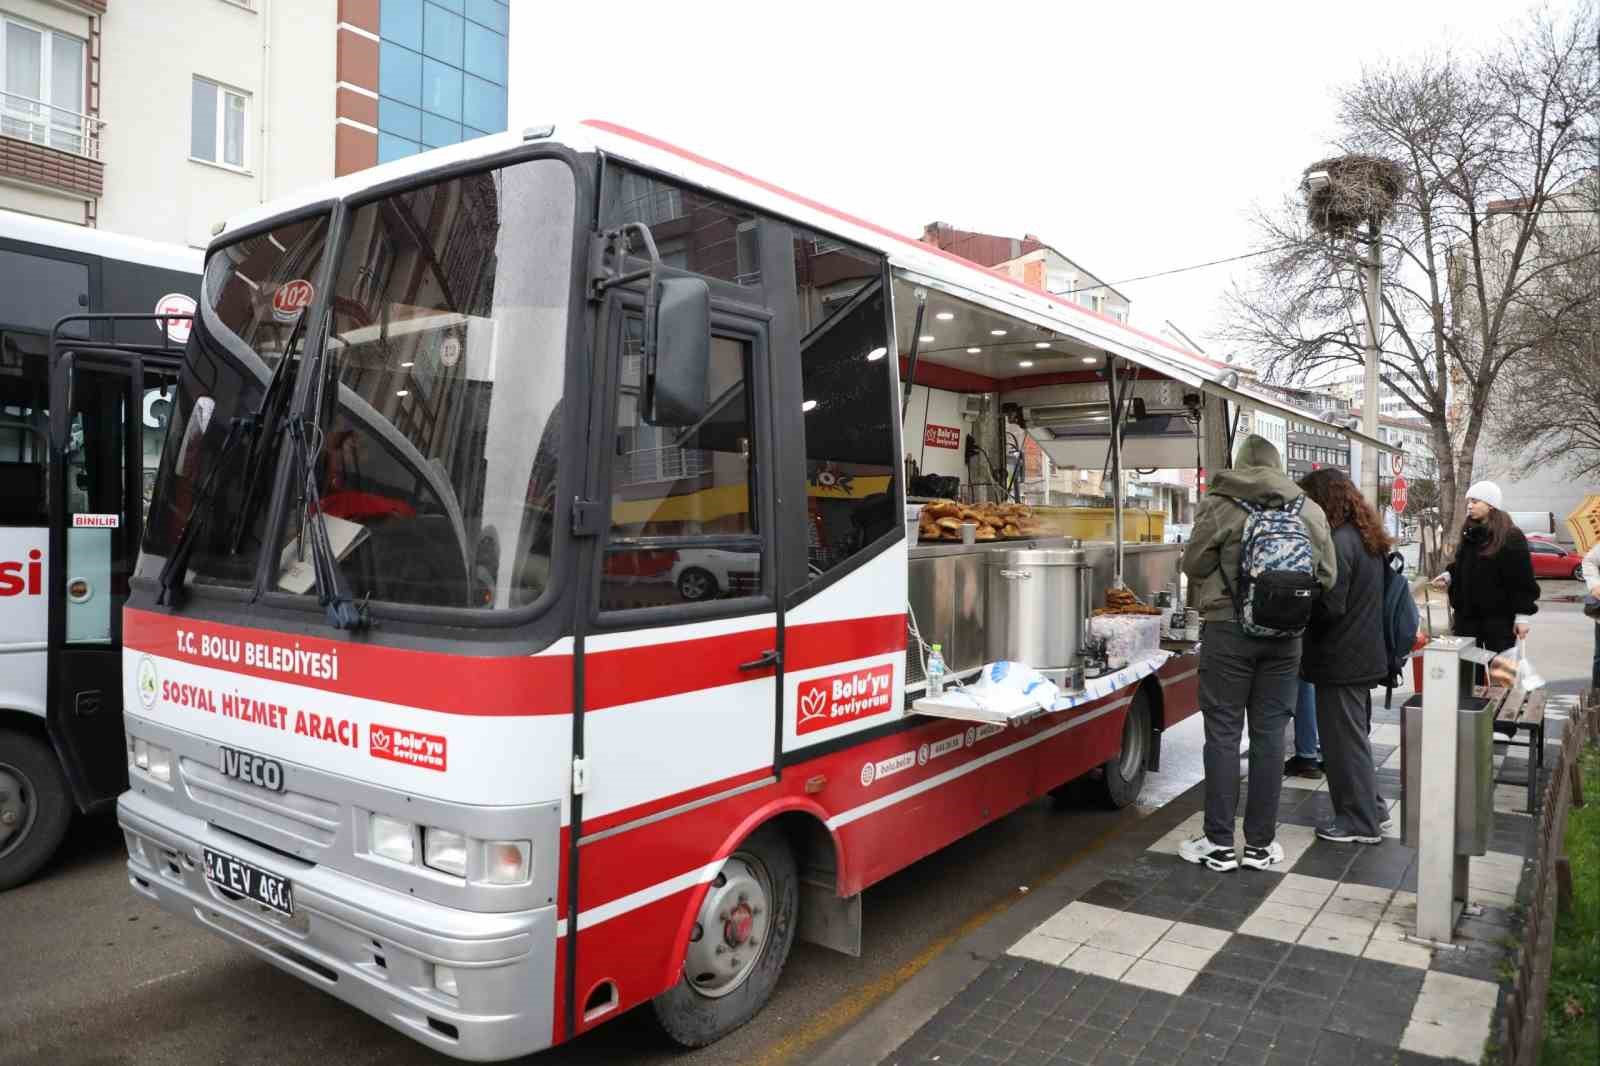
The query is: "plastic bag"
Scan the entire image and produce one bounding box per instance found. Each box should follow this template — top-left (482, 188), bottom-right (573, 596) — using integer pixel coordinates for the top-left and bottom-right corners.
top-left (968, 661), bottom-right (1060, 714)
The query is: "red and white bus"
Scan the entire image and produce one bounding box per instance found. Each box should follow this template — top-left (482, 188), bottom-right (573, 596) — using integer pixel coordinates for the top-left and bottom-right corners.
top-left (115, 122), bottom-right (1310, 1061)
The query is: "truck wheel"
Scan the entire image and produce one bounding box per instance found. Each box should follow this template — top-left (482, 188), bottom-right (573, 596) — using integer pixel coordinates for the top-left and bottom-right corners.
top-left (652, 826), bottom-right (798, 1047)
top-left (0, 731), bottom-right (73, 892)
top-left (1096, 688), bottom-right (1152, 809)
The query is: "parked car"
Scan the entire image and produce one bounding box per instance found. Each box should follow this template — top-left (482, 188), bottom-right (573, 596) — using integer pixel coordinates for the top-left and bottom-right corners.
top-left (1526, 537), bottom-right (1587, 580)
top-left (672, 547), bottom-right (760, 601)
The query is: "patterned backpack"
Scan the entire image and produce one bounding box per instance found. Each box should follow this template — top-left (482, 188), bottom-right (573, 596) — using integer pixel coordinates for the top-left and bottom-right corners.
top-left (1222, 496), bottom-right (1320, 638)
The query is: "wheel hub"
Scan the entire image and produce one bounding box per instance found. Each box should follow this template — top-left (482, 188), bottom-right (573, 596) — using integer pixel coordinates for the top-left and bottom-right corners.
top-left (0, 766), bottom-right (32, 854)
top-left (682, 856), bottom-right (771, 999)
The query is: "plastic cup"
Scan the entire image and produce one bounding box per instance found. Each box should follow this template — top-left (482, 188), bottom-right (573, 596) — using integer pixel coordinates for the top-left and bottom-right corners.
top-left (961, 522), bottom-right (977, 545)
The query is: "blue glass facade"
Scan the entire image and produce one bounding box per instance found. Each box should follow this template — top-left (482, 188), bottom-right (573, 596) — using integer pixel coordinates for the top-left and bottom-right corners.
top-left (377, 0), bottom-right (509, 163)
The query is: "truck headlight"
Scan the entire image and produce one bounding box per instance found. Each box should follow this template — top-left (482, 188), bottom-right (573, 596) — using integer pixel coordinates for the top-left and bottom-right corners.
top-left (131, 738), bottom-right (172, 783)
top-left (482, 841), bottom-right (531, 885)
top-left (423, 827), bottom-right (467, 878)
top-left (369, 814), bottom-right (415, 864)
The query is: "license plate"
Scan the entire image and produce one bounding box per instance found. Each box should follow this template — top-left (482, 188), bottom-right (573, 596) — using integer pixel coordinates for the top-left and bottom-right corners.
top-left (219, 746), bottom-right (284, 792)
top-left (202, 847), bottom-right (294, 916)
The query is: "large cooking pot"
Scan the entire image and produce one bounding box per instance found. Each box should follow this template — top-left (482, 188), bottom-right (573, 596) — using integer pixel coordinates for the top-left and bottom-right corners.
top-left (984, 548), bottom-right (1090, 671)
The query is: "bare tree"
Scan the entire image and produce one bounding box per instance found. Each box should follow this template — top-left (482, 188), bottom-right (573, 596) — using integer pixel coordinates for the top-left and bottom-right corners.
top-left (1486, 175), bottom-right (1600, 480)
top-left (1224, 2), bottom-right (1599, 562)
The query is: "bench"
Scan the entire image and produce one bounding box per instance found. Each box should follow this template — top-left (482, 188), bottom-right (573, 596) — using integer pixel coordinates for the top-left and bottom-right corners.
top-left (1483, 685), bottom-right (1548, 813)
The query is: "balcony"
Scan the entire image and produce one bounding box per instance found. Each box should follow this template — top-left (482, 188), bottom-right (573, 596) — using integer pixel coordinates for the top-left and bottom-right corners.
top-left (0, 89), bottom-right (105, 199)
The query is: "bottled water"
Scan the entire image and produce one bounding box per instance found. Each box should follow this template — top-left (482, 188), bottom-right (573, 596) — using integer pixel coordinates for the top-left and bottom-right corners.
top-left (926, 643), bottom-right (947, 696)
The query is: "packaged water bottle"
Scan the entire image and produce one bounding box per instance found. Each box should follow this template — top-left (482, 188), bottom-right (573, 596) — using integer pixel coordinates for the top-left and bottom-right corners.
top-left (926, 643), bottom-right (947, 696)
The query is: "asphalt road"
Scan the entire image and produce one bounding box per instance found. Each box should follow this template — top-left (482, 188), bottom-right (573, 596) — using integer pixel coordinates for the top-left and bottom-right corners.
top-left (0, 716), bottom-right (1206, 1066)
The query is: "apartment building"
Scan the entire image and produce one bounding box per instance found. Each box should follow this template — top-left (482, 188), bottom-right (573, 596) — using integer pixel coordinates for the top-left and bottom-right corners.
top-left (0, 0), bottom-right (509, 247)
top-left (920, 222), bottom-right (1132, 324)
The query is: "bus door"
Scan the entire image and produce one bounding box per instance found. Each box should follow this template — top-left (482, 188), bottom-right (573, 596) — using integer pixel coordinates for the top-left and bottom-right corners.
top-left (46, 348), bottom-right (178, 809)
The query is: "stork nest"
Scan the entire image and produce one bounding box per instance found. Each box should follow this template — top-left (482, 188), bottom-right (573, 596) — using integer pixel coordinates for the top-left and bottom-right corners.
top-left (1303, 155), bottom-right (1408, 237)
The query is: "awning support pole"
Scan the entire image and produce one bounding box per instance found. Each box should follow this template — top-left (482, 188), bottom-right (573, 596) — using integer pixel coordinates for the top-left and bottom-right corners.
top-left (1106, 355), bottom-right (1124, 589)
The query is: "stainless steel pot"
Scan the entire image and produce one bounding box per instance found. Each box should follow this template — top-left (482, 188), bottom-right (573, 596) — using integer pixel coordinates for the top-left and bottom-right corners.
top-left (984, 548), bottom-right (1090, 671)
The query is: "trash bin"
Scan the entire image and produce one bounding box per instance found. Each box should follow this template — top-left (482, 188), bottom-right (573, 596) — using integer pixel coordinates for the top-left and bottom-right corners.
top-left (1400, 694), bottom-right (1494, 856)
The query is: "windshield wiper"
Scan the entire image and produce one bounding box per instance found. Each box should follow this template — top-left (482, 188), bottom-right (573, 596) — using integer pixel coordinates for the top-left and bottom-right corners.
top-left (157, 318), bottom-right (304, 607)
top-left (285, 414), bottom-right (368, 630)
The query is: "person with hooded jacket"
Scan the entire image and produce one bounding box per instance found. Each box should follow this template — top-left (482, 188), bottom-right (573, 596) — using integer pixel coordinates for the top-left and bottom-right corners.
top-left (1179, 435), bottom-right (1337, 872)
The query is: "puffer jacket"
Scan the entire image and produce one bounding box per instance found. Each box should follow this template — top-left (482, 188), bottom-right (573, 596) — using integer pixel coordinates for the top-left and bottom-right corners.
top-left (1446, 520), bottom-right (1539, 652)
top-left (1181, 435), bottom-right (1338, 623)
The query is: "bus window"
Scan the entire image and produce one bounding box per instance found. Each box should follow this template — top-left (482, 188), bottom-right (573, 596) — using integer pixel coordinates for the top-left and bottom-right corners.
top-left (0, 335), bottom-right (47, 525)
top-left (601, 318), bottom-right (762, 611)
top-left (0, 249), bottom-right (88, 336)
top-left (792, 234), bottom-right (896, 578)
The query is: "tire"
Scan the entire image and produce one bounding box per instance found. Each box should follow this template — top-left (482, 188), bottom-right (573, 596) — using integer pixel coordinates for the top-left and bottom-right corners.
top-left (1095, 687), bottom-right (1153, 809)
top-left (652, 826), bottom-right (798, 1048)
top-left (0, 730), bottom-right (73, 892)
top-left (676, 567), bottom-right (718, 603)
top-left (1574, 564), bottom-right (1585, 581)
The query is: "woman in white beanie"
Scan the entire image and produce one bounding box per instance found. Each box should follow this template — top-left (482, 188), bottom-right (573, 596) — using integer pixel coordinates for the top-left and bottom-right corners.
top-left (1430, 481), bottom-right (1539, 693)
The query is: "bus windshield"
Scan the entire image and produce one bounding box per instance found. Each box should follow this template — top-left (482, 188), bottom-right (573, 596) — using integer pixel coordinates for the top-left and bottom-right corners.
top-left (279, 156), bottom-right (576, 612)
top-left (137, 215), bottom-right (330, 590)
top-left (139, 157), bottom-right (577, 613)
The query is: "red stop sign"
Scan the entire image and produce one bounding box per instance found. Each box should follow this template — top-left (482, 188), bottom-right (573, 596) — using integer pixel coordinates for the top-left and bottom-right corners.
top-left (1391, 474), bottom-right (1409, 514)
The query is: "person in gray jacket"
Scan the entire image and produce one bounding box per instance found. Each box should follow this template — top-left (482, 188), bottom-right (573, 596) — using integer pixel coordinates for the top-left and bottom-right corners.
top-left (1178, 435), bottom-right (1337, 871)
top-left (1297, 468), bottom-right (1389, 844)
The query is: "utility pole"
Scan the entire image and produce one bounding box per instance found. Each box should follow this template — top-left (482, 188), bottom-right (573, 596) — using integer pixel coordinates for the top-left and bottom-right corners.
top-left (1361, 219), bottom-right (1382, 506)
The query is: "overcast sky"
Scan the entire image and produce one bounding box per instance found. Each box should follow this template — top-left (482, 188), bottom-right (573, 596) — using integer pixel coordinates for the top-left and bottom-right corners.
top-left (508, 0), bottom-right (1536, 355)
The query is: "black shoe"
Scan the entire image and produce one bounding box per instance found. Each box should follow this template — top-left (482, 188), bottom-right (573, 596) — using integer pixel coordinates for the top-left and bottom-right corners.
top-left (1284, 755), bottom-right (1324, 780)
top-left (1316, 822), bottom-right (1382, 845)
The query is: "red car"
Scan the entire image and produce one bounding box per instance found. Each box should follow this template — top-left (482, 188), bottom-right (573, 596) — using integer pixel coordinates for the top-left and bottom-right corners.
top-left (1526, 537), bottom-right (1587, 580)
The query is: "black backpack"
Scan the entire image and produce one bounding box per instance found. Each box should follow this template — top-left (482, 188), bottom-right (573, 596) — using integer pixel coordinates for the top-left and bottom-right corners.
top-left (1380, 551), bottom-right (1421, 707)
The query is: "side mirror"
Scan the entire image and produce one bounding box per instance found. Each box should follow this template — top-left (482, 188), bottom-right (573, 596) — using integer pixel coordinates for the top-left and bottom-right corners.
top-left (645, 277), bottom-right (711, 427)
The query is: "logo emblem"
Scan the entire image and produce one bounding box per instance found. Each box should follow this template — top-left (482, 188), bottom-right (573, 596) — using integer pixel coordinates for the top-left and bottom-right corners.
top-left (917, 743), bottom-right (929, 766)
top-left (965, 726), bottom-right (977, 747)
top-left (859, 762), bottom-right (876, 787)
top-left (798, 687), bottom-right (827, 726)
top-left (369, 726), bottom-right (392, 752)
top-left (439, 335), bottom-right (462, 368)
top-left (271, 279), bottom-right (315, 321)
top-left (137, 657), bottom-right (158, 709)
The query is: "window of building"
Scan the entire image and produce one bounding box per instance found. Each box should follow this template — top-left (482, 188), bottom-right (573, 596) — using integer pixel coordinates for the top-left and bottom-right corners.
top-left (377, 0), bottom-right (507, 163)
top-left (191, 76), bottom-right (247, 169)
top-left (1, 17), bottom-right (87, 155)
top-left (1046, 269), bottom-right (1075, 295)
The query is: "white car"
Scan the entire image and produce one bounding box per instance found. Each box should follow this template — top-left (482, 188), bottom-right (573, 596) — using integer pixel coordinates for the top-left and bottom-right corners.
top-left (671, 548), bottom-right (760, 601)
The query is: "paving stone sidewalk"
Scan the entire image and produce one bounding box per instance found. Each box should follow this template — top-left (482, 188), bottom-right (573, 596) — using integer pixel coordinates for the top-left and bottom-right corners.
top-left (879, 701), bottom-right (1563, 1066)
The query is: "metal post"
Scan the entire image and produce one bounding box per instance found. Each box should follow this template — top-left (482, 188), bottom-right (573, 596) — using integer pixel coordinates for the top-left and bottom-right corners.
top-left (1361, 221), bottom-right (1382, 507)
top-left (1416, 635), bottom-right (1471, 943)
top-left (1106, 357), bottom-right (1124, 587)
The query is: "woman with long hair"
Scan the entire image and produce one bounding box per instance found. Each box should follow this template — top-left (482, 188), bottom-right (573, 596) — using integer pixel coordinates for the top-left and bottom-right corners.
top-left (1298, 468), bottom-right (1390, 843)
top-left (1430, 482), bottom-right (1539, 693)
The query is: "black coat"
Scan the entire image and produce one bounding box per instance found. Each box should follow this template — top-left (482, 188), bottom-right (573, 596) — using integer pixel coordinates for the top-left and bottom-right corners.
top-left (1447, 523), bottom-right (1539, 652)
top-left (1301, 523), bottom-right (1388, 686)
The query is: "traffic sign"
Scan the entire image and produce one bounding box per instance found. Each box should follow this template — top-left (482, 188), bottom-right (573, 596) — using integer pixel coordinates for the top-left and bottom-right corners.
top-left (1391, 474), bottom-right (1409, 515)
top-left (1390, 451), bottom-right (1404, 477)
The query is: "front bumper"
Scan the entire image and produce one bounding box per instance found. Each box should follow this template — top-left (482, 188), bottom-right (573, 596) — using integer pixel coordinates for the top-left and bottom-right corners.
top-left (119, 790), bottom-right (556, 1062)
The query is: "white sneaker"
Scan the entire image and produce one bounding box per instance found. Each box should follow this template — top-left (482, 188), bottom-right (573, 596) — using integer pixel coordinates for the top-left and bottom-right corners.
top-left (1178, 835), bottom-right (1238, 871)
top-left (1240, 841), bottom-right (1285, 870)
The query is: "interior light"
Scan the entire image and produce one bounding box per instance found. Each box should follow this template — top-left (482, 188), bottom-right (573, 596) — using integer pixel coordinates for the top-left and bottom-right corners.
top-left (990, 329), bottom-right (1007, 336)
top-left (966, 347), bottom-right (982, 354)
top-left (802, 399), bottom-right (818, 413)
top-left (395, 389), bottom-right (410, 397)
top-left (1035, 342), bottom-right (1051, 349)
top-left (935, 311), bottom-right (954, 321)
top-left (1092, 415), bottom-right (1108, 421)
top-left (400, 361), bottom-right (415, 368)
top-left (919, 335), bottom-right (935, 343)
top-left (1019, 361), bottom-right (1034, 368)
top-left (1081, 356), bottom-right (1097, 364)
top-left (865, 347), bottom-right (887, 361)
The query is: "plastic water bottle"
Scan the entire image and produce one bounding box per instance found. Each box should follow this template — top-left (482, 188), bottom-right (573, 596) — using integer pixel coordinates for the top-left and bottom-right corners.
top-left (926, 643), bottom-right (947, 696)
